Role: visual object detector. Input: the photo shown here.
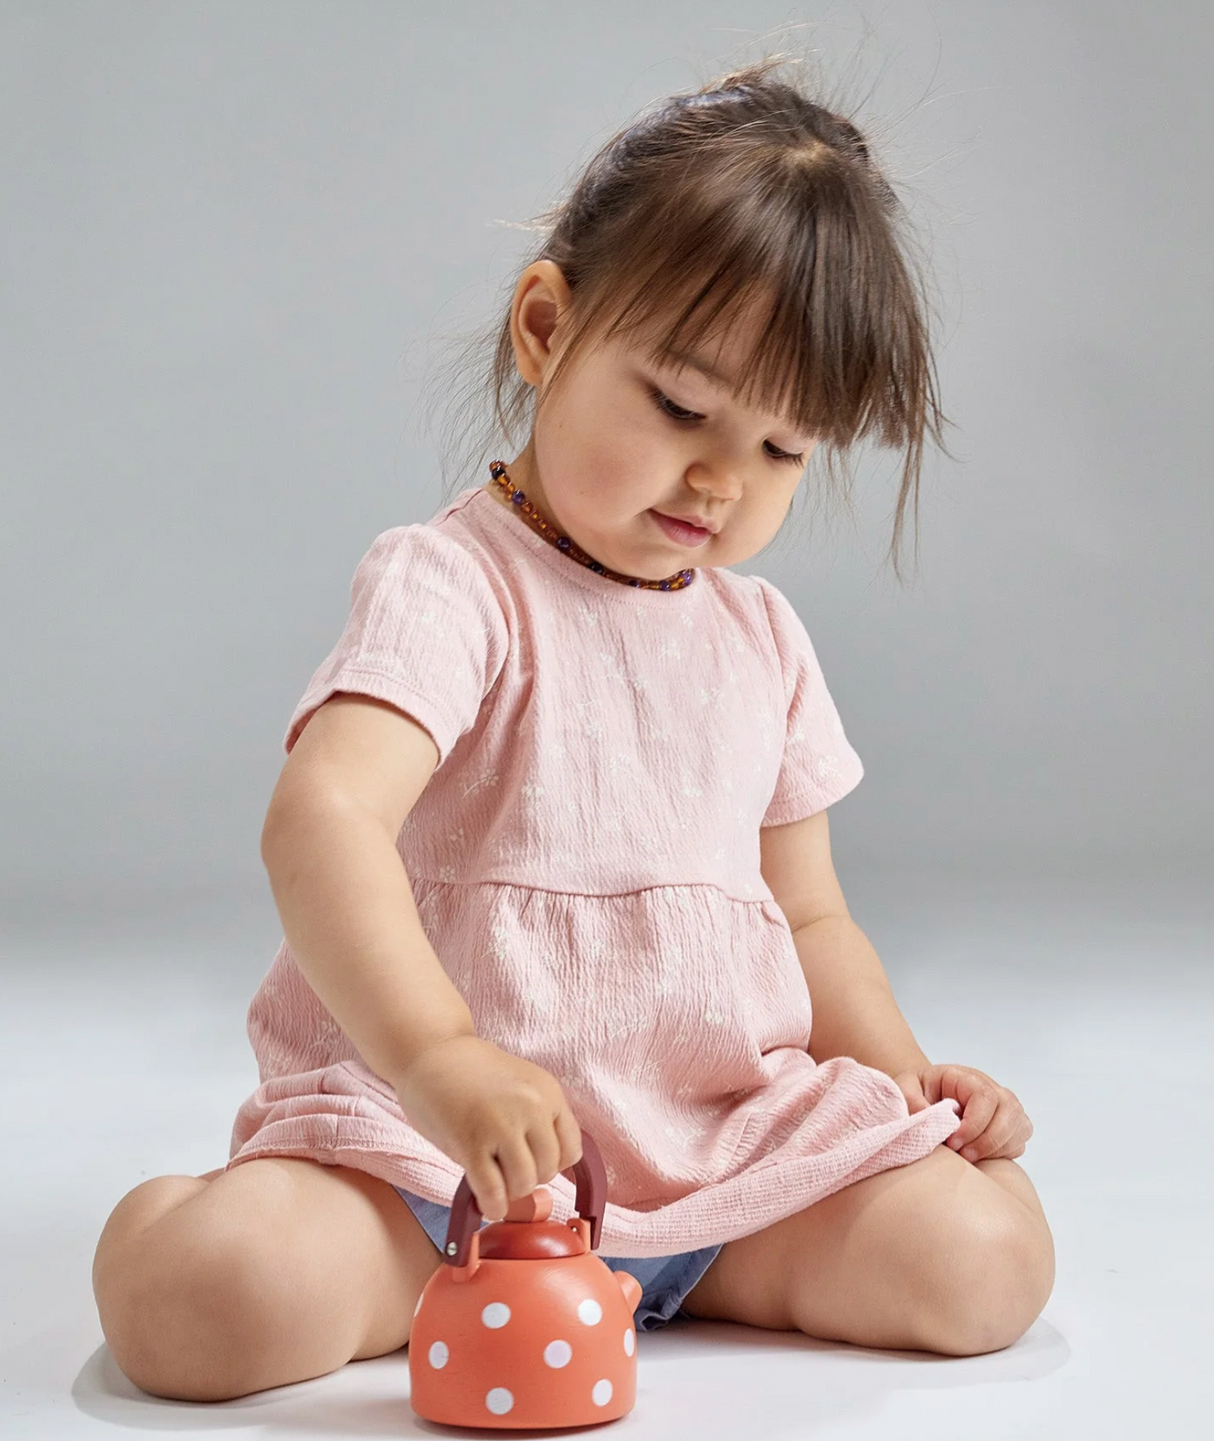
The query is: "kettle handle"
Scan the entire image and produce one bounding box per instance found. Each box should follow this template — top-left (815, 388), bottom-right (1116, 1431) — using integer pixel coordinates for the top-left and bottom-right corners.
top-left (441, 1128), bottom-right (606, 1268)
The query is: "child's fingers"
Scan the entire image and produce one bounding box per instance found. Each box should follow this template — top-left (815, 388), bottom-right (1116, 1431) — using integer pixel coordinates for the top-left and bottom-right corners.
top-left (946, 1085), bottom-right (999, 1152)
top-left (955, 1098), bottom-right (1030, 1163)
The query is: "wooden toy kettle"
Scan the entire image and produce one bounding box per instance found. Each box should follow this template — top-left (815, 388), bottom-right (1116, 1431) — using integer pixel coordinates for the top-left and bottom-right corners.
top-left (408, 1129), bottom-right (643, 1429)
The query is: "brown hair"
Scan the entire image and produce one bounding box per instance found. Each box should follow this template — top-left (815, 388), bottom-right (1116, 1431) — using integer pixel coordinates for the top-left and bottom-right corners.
top-left (426, 53), bottom-right (955, 583)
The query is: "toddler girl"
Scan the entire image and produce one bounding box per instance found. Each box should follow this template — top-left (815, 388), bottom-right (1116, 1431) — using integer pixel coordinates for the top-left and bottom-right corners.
top-left (93, 55), bottom-right (1053, 1402)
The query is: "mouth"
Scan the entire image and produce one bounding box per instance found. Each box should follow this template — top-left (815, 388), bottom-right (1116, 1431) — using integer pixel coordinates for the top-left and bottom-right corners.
top-left (649, 510), bottom-right (715, 547)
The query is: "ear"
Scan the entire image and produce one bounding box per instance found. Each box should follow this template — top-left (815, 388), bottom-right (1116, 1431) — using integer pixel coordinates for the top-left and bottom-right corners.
top-left (509, 259), bottom-right (574, 388)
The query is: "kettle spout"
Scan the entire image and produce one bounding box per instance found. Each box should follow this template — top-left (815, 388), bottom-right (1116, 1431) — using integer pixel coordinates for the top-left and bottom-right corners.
top-left (613, 1269), bottom-right (643, 1316)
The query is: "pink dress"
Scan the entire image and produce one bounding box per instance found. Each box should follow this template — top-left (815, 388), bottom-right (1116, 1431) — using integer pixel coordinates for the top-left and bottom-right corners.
top-left (226, 484), bottom-right (961, 1257)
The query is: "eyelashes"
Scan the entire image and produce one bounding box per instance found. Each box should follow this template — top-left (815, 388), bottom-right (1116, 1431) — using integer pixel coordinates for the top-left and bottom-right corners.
top-left (646, 386), bottom-right (806, 466)
top-left (649, 389), bottom-right (702, 423)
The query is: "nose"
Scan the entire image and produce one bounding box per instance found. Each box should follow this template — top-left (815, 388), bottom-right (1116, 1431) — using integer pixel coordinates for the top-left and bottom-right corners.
top-left (686, 460), bottom-right (743, 504)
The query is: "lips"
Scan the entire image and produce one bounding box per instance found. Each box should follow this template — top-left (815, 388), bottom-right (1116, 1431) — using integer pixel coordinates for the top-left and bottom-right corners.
top-left (653, 511), bottom-right (719, 534)
top-left (650, 510), bottom-right (715, 547)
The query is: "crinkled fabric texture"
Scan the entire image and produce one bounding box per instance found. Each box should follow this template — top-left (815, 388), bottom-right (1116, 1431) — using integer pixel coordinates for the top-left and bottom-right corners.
top-left (227, 484), bottom-right (961, 1257)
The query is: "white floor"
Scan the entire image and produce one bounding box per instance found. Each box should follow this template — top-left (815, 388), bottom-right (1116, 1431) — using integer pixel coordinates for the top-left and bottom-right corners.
top-left (4, 868), bottom-right (1211, 1439)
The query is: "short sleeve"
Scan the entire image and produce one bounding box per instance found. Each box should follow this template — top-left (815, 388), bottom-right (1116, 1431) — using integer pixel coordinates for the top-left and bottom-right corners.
top-left (283, 525), bottom-right (509, 766)
top-left (756, 577), bottom-right (864, 826)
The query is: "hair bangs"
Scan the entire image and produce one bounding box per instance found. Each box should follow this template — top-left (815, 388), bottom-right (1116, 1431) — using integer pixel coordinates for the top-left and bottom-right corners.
top-left (549, 152), bottom-right (924, 456)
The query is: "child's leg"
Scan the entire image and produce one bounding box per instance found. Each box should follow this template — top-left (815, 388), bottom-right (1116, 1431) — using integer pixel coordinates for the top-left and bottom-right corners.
top-left (92, 1157), bottom-right (443, 1401)
top-left (680, 1145), bottom-right (1055, 1356)
top-left (973, 1153), bottom-right (1052, 1228)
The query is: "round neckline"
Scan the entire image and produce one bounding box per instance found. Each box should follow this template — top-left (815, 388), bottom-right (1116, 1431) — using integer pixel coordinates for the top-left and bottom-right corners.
top-left (465, 484), bottom-right (706, 609)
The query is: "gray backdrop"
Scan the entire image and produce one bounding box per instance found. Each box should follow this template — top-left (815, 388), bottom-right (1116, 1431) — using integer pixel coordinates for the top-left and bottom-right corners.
top-left (3, 0), bottom-right (1211, 935)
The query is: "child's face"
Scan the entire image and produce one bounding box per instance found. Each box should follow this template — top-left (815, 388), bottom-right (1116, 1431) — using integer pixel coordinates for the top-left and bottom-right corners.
top-left (503, 265), bottom-right (818, 580)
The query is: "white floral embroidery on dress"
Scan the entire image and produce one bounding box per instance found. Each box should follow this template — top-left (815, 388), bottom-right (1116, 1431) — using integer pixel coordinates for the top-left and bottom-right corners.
top-left (416, 888), bottom-right (440, 926)
top-left (596, 648), bottom-right (631, 682)
top-left (604, 1017), bottom-right (648, 1048)
top-left (460, 769), bottom-right (500, 800)
top-left (811, 753), bottom-right (844, 788)
top-left (603, 750), bottom-right (643, 783)
top-left (314, 1014), bottom-right (344, 1050)
top-left (487, 911), bottom-right (514, 969)
top-left (661, 1117), bottom-right (706, 1149)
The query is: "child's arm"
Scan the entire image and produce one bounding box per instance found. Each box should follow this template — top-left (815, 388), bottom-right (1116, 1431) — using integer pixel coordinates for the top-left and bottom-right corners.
top-left (763, 810), bottom-right (1033, 1163)
top-left (260, 692), bottom-right (477, 1087)
top-left (761, 809), bottom-right (930, 1077)
top-left (792, 917), bottom-right (932, 1077)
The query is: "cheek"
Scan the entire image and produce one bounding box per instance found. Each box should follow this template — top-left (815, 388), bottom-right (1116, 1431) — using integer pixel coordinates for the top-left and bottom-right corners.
top-left (540, 372), bottom-right (670, 511)
top-left (569, 408), bottom-right (655, 499)
top-left (569, 440), bottom-right (642, 520)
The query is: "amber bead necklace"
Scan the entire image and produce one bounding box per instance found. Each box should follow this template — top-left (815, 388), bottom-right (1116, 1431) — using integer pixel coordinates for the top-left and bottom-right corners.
top-left (486, 460), bottom-right (696, 591)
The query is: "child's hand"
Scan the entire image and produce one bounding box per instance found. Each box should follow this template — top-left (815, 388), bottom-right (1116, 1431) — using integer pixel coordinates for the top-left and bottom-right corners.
top-left (392, 1034), bottom-right (584, 1221)
top-left (892, 1062), bottom-right (1034, 1163)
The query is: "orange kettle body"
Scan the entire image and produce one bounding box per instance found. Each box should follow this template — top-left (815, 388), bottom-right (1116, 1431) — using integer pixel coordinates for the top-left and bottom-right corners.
top-left (408, 1129), bottom-right (643, 1429)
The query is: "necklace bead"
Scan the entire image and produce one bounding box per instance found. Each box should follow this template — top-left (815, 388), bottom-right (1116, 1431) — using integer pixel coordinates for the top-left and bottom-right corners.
top-left (487, 461), bottom-right (695, 591)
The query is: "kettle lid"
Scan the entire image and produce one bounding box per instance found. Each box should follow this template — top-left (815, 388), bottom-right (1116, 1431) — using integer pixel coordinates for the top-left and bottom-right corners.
top-left (478, 1212), bottom-right (587, 1259)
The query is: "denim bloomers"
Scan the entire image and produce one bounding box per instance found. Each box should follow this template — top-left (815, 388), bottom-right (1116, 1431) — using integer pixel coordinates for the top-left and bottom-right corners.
top-left (393, 1184), bottom-right (723, 1332)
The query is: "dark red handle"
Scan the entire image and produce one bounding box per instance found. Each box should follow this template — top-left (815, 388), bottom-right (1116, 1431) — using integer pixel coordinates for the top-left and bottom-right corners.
top-left (442, 1129), bottom-right (605, 1268)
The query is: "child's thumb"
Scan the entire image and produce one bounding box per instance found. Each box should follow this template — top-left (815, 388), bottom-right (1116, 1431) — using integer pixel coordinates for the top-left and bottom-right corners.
top-left (892, 1070), bottom-right (929, 1114)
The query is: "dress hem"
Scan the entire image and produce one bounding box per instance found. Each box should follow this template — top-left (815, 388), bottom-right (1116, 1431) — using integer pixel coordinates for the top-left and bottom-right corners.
top-left (226, 1095), bottom-right (963, 1260)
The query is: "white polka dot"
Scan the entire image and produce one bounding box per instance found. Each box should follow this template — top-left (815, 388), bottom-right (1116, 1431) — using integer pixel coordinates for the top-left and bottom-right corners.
top-left (623, 1327), bottom-right (635, 1356)
top-left (577, 1298), bottom-right (603, 1326)
top-left (481, 1301), bottom-right (511, 1328)
top-left (592, 1378), bottom-right (613, 1406)
top-left (428, 1340), bottom-right (449, 1369)
top-left (413, 1292), bottom-right (425, 1318)
top-left (544, 1338), bottom-right (573, 1367)
top-left (486, 1386), bottom-right (514, 1414)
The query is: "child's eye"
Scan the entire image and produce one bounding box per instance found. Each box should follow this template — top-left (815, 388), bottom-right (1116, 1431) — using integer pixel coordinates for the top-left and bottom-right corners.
top-left (648, 387), bottom-right (702, 423)
top-left (647, 386), bottom-right (805, 467)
